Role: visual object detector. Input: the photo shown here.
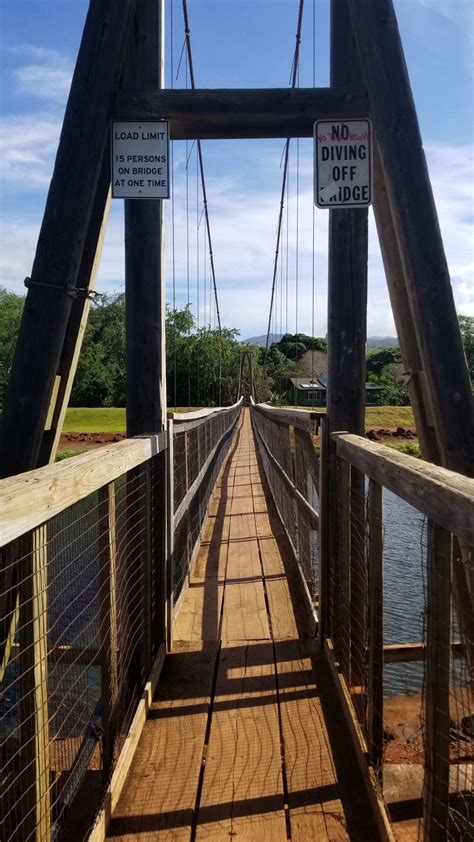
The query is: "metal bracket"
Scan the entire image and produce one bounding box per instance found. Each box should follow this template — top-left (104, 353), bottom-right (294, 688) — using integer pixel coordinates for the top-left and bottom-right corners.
top-left (24, 277), bottom-right (101, 301)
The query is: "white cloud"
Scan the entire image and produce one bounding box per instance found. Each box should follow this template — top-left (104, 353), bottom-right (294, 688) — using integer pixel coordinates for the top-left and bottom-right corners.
top-left (7, 44), bottom-right (73, 105)
top-left (1, 141), bottom-right (472, 336)
top-left (0, 114), bottom-right (61, 188)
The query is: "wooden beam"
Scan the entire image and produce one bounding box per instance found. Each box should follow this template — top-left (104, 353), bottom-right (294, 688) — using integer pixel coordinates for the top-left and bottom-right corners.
top-left (372, 142), bottom-right (440, 463)
top-left (37, 160), bottom-right (112, 467)
top-left (123, 0), bottom-right (166, 437)
top-left (0, 0), bottom-right (136, 478)
top-left (19, 526), bottom-right (51, 841)
top-left (115, 87), bottom-right (369, 139)
top-left (423, 523), bottom-right (451, 840)
top-left (348, 0), bottom-right (474, 477)
top-left (382, 641), bottom-right (464, 664)
top-left (0, 433), bottom-right (167, 548)
top-left (334, 433), bottom-right (474, 545)
top-left (367, 479), bottom-right (384, 782)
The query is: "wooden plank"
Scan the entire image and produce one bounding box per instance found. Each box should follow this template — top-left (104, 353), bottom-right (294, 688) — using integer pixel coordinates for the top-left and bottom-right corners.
top-left (383, 641), bottom-right (463, 664)
top-left (91, 643), bottom-right (166, 842)
top-left (334, 433), bottom-right (474, 545)
top-left (116, 86), bottom-right (369, 139)
top-left (221, 581), bottom-right (269, 642)
top-left (19, 526), bottom-right (51, 841)
top-left (275, 639), bottom-right (347, 840)
top-left (0, 432), bottom-right (166, 547)
top-left (105, 644), bottom-right (216, 842)
top-left (196, 641), bottom-right (287, 841)
top-left (0, 0), bottom-right (136, 478)
top-left (99, 483), bottom-right (119, 779)
top-left (367, 479), bottom-right (384, 781)
top-left (348, 0), bottom-right (474, 478)
top-left (423, 523), bottom-right (452, 840)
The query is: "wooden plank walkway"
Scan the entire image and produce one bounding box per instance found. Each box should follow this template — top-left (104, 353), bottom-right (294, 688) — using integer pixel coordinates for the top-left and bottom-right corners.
top-left (107, 409), bottom-right (381, 841)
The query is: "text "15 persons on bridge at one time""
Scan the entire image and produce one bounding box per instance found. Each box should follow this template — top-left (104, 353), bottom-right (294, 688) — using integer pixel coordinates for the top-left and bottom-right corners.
top-left (111, 121), bottom-right (170, 200)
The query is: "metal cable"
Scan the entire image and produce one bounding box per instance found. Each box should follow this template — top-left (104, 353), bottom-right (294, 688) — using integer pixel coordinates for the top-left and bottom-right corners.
top-left (264, 0), bottom-right (305, 361)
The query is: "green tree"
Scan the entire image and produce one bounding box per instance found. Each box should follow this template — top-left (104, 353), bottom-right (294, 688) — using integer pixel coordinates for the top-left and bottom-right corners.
top-left (70, 293), bottom-right (126, 406)
top-left (0, 287), bottom-right (24, 408)
top-left (459, 315), bottom-right (474, 380)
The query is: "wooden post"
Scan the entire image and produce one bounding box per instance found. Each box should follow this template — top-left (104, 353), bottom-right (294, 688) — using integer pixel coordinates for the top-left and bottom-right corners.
top-left (0, 0), bottom-right (136, 478)
top-left (123, 0), bottom-right (166, 437)
top-left (318, 415), bottom-right (330, 645)
top-left (19, 526), bottom-right (51, 841)
top-left (328, 0), bottom-right (368, 692)
top-left (347, 0), bottom-right (474, 478)
top-left (98, 484), bottom-right (119, 779)
top-left (423, 522), bottom-right (452, 840)
top-left (141, 463), bottom-right (153, 676)
top-left (367, 479), bottom-right (384, 782)
top-left (122, 0), bottom-right (168, 664)
top-left (338, 456), bottom-right (351, 683)
top-left (166, 421), bottom-right (175, 651)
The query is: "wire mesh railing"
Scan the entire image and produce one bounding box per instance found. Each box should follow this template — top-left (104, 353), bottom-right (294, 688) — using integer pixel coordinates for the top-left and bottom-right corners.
top-left (323, 431), bottom-right (473, 841)
top-left (250, 402), bottom-right (321, 603)
top-left (1, 434), bottom-right (164, 841)
top-left (1, 398), bottom-right (243, 841)
top-left (169, 400), bottom-right (243, 618)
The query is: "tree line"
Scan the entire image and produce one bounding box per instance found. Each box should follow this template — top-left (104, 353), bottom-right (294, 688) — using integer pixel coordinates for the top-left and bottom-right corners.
top-left (1, 287), bottom-right (473, 409)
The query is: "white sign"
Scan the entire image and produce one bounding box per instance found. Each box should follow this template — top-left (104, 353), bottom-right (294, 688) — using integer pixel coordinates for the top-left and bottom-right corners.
top-left (314, 119), bottom-right (372, 208)
top-left (111, 121), bottom-right (169, 199)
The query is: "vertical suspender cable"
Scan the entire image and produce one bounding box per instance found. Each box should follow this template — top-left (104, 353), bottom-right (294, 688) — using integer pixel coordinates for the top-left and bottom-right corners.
top-left (182, 0), bottom-right (233, 405)
top-left (264, 0), bottom-right (305, 362)
top-left (170, 0), bottom-right (178, 410)
top-left (311, 0), bottom-right (316, 408)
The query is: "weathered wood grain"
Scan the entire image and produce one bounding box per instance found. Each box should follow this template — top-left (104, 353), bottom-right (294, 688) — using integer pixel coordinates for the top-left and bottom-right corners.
top-left (334, 433), bottom-right (474, 544)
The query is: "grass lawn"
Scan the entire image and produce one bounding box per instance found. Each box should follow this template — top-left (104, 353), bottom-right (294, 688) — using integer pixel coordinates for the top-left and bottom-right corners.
top-left (63, 408), bottom-right (126, 432)
top-left (63, 406), bottom-right (206, 432)
top-left (283, 405), bottom-right (415, 429)
top-left (364, 406), bottom-right (415, 428)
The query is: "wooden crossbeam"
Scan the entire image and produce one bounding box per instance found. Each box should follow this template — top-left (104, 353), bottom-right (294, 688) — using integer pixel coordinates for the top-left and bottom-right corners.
top-left (115, 87), bottom-right (369, 139)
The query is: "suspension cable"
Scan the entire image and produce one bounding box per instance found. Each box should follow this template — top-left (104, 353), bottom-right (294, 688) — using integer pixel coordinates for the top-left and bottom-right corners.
top-left (182, 0), bottom-right (233, 406)
top-left (264, 0), bottom-right (305, 361)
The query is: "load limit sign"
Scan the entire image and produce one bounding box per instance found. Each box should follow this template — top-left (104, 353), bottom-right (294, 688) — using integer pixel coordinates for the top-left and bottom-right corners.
top-left (111, 121), bottom-right (169, 199)
top-left (314, 119), bottom-right (372, 208)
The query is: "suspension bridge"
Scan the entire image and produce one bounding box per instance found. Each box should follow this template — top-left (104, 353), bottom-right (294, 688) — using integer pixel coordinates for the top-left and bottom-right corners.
top-left (1, 1), bottom-right (473, 841)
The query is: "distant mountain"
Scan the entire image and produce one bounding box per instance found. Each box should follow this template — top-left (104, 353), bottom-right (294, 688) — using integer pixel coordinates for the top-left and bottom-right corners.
top-left (242, 333), bottom-right (399, 348)
top-left (367, 336), bottom-right (399, 348)
top-left (243, 333), bottom-right (283, 347)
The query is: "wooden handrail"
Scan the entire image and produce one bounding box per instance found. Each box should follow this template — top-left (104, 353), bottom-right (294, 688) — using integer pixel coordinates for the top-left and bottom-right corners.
top-left (171, 398), bottom-right (243, 430)
top-left (334, 433), bottom-right (474, 544)
top-left (0, 432), bottom-right (167, 547)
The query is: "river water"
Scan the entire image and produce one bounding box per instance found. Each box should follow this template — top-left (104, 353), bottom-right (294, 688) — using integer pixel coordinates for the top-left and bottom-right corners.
top-left (382, 488), bottom-right (427, 695)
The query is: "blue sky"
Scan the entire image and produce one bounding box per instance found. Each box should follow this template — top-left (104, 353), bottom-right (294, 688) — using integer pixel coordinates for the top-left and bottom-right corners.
top-left (0, 0), bottom-right (473, 338)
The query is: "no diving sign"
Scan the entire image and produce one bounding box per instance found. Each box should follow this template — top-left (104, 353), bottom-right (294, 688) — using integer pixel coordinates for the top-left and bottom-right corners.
top-left (314, 119), bottom-right (372, 208)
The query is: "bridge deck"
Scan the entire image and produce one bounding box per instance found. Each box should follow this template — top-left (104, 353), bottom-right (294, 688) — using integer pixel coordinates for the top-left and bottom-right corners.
top-left (107, 410), bottom-right (380, 841)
